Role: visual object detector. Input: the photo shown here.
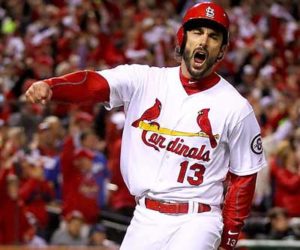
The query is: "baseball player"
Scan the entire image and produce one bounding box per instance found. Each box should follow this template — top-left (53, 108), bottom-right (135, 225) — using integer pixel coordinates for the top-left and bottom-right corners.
top-left (25, 2), bottom-right (266, 249)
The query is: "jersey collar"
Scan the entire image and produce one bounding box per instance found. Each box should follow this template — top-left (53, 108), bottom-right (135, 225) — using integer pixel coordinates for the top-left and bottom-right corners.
top-left (179, 68), bottom-right (221, 95)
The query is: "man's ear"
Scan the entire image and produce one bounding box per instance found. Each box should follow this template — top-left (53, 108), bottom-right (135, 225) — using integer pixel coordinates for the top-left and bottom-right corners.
top-left (217, 45), bottom-right (227, 61)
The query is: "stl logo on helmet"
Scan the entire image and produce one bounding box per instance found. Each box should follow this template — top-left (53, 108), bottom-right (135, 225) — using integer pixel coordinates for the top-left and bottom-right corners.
top-left (205, 6), bottom-right (215, 18)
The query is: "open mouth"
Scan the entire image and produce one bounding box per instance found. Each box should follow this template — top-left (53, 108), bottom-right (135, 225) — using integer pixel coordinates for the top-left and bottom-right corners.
top-left (193, 50), bottom-right (207, 65)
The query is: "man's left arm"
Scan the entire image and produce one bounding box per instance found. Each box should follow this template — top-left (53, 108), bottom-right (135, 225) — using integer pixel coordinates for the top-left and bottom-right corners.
top-left (219, 172), bottom-right (257, 250)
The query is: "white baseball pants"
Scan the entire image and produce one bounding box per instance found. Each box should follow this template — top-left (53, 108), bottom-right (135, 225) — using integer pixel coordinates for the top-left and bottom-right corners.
top-left (120, 204), bottom-right (223, 250)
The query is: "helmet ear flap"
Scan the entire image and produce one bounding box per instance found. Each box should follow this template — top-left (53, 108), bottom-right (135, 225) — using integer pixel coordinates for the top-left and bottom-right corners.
top-left (176, 28), bottom-right (187, 56)
top-left (176, 26), bottom-right (184, 48)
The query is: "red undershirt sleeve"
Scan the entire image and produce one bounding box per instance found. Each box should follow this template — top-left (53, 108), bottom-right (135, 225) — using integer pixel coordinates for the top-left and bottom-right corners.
top-left (43, 70), bottom-right (110, 104)
top-left (220, 172), bottom-right (257, 249)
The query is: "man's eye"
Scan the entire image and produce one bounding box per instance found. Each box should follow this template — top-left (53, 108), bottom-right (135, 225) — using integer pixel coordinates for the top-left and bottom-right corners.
top-left (192, 30), bottom-right (202, 35)
top-left (211, 35), bottom-right (218, 40)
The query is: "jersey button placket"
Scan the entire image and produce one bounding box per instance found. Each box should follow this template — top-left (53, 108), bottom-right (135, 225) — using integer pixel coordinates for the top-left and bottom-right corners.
top-left (156, 153), bottom-right (170, 185)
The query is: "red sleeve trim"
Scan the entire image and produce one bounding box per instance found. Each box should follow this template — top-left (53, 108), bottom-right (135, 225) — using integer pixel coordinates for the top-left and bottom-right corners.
top-left (44, 70), bottom-right (110, 104)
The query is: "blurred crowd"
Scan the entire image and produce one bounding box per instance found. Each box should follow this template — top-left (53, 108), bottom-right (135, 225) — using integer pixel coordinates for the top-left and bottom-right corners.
top-left (0, 0), bottom-right (299, 247)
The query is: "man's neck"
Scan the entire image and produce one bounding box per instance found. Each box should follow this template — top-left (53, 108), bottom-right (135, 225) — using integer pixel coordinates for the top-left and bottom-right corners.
top-left (179, 67), bottom-right (220, 95)
top-left (180, 62), bottom-right (213, 81)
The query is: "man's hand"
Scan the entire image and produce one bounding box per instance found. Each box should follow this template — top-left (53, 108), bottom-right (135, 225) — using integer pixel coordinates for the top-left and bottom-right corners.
top-left (25, 81), bottom-right (52, 104)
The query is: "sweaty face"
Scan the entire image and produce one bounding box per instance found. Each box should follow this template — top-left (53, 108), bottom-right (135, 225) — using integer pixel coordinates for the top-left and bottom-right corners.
top-left (182, 27), bottom-right (224, 79)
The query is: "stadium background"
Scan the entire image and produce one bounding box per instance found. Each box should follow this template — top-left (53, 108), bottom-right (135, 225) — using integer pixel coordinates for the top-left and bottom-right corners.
top-left (0, 0), bottom-right (299, 249)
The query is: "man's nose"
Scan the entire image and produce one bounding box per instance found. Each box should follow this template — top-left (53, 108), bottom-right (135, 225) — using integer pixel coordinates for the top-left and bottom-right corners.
top-left (199, 33), bottom-right (209, 47)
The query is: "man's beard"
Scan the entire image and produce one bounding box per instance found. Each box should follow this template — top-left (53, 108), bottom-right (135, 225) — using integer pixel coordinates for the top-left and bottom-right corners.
top-left (183, 47), bottom-right (217, 79)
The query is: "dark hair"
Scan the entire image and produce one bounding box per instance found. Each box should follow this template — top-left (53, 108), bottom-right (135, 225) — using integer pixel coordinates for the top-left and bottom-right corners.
top-left (89, 224), bottom-right (106, 236)
top-left (268, 207), bottom-right (288, 220)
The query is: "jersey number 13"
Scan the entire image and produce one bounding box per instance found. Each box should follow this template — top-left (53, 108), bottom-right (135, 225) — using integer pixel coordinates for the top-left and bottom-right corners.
top-left (177, 161), bottom-right (206, 186)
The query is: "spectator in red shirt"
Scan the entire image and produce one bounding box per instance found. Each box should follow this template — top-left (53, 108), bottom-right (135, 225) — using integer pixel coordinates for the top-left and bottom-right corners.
top-left (270, 139), bottom-right (300, 217)
top-left (60, 111), bottom-right (94, 201)
top-left (19, 157), bottom-right (55, 233)
top-left (0, 168), bottom-right (32, 245)
top-left (62, 148), bottom-right (100, 224)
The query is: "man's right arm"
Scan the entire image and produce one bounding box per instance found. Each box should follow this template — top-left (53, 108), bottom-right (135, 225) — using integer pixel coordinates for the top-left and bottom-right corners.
top-left (25, 70), bottom-right (110, 105)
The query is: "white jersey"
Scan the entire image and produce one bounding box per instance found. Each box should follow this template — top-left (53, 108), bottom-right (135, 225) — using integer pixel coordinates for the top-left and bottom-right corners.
top-left (99, 64), bottom-right (266, 206)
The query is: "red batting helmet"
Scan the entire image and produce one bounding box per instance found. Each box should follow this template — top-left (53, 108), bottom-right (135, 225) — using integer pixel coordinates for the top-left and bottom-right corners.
top-left (177, 2), bottom-right (230, 49)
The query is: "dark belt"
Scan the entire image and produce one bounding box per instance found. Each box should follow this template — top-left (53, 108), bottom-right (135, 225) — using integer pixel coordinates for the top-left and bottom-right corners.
top-left (144, 198), bottom-right (211, 214)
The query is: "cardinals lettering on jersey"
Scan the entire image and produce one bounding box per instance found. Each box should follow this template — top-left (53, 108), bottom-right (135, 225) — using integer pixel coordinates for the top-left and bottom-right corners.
top-left (132, 99), bottom-right (219, 156)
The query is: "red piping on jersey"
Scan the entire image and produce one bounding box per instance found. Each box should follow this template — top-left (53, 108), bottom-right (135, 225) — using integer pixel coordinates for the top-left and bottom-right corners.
top-left (44, 70), bottom-right (110, 104)
top-left (179, 68), bottom-right (221, 95)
